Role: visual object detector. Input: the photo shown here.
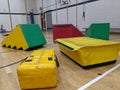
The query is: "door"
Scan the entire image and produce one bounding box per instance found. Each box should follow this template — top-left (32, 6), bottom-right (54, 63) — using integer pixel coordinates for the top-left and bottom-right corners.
top-left (46, 12), bottom-right (52, 30)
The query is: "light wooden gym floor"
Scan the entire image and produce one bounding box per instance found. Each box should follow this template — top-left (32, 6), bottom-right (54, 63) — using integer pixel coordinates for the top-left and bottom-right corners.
top-left (0, 31), bottom-right (120, 90)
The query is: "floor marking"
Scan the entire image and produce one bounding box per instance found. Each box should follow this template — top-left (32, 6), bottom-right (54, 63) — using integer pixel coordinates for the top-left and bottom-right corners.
top-left (77, 63), bottom-right (120, 90)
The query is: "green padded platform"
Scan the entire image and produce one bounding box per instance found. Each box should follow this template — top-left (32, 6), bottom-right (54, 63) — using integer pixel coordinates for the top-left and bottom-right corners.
top-left (85, 23), bottom-right (110, 40)
top-left (20, 24), bottom-right (46, 48)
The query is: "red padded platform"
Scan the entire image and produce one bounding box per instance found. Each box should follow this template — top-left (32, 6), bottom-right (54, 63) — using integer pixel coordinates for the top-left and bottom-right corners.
top-left (53, 24), bottom-right (84, 41)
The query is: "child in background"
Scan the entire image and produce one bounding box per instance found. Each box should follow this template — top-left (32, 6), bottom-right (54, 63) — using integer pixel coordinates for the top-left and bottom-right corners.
top-left (0, 25), bottom-right (6, 33)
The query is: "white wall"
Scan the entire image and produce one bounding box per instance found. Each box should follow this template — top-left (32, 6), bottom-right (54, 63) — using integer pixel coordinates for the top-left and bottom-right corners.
top-left (0, 0), bottom-right (10, 31)
top-left (0, 0), bottom-right (120, 32)
top-left (10, 0), bottom-right (27, 30)
top-left (10, 0), bottom-right (25, 13)
top-left (0, 15), bottom-right (11, 31)
top-left (42, 0), bottom-right (120, 31)
top-left (85, 0), bottom-right (120, 28)
top-left (0, 0), bottom-right (8, 12)
top-left (36, 0), bottom-right (43, 28)
top-left (0, 0), bottom-right (39, 31)
top-left (0, 0), bottom-right (27, 31)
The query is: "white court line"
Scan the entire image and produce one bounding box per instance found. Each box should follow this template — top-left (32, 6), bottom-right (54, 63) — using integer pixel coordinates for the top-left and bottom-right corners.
top-left (77, 63), bottom-right (120, 90)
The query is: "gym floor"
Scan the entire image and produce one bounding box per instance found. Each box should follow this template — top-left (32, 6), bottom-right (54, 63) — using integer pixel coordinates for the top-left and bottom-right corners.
top-left (0, 31), bottom-right (120, 90)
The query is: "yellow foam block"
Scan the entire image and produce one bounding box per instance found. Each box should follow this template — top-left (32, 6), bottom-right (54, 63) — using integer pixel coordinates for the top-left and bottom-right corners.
top-left (17, 49), bottom-right (58, 89)
top-left (56, 37), bottom-right (120, 67)
top-left (1, 24), bottom-right (46, 50)
top-left (1, 25), bottom-right (28, 50)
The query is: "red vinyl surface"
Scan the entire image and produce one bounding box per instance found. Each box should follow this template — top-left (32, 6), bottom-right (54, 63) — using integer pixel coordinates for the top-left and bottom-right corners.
top-left (53, 24), bottom-right (84, 41)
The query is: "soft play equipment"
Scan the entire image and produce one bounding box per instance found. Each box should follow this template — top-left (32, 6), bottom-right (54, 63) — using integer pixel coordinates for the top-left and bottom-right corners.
top-left (1, 24), bottom-right (46, 50)
top-left (17, 49), bottom-right (58, 89)
top-left (56, 37), bottom-right (120, 68)
top-left (85, 23), bottom-right (110, 40)
top-left (52, 24), bottom-right (84, 41)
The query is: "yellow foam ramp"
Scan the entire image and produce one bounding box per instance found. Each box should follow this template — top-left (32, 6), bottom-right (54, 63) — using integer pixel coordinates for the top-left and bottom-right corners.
top-left (56, 37), bottom-right (120, 67)
top-left (17, 49), bottom-right (58, 89)
top-left (1, 24), bottom-right (46, 50)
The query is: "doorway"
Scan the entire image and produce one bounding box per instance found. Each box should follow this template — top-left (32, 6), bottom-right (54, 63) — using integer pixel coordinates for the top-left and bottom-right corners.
top-left (46, 12), bottom-right (52, 30)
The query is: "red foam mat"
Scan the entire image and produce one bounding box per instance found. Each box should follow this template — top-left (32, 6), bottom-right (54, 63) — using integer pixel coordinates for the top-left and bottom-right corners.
top-left (53, 24), bottom-right (84, 41)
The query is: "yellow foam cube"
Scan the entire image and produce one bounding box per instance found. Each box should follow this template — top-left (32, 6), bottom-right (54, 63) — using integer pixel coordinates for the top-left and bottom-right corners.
top-left (56, 37), bottom-right (120, 67)
top-left (17, 49), bottom-right (58, 89)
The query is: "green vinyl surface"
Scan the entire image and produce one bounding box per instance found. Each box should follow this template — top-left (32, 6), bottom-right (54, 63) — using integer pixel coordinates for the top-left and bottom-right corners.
top-left (85, 23), bottom-right (110, 40)
top-left (20, 24), bottom-right (46, 49)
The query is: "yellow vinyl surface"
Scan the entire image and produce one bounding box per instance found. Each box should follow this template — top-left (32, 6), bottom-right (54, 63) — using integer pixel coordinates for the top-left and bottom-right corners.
top-left (56, 37), bottom-right (120, 66)
top-left (1, 25), bottom-right (28, 50)
top-left (17, 49), bottom-right (58, 89)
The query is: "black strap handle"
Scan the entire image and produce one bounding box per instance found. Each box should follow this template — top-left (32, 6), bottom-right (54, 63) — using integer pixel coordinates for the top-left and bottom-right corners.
top-left (55, 56), bottom-right (60, 67)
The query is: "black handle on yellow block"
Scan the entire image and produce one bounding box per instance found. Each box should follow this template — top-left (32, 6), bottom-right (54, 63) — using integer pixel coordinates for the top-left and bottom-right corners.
top-left (55, 56), bottom-right (60, 67)
top-left (48, 56), bottom-right (59, 67)
top-left (56, 41), bottom-right (74, 50)
top-left (48, 57), bottom-right (53, 60)
top-left (25, 60), bottom-right (32, 62)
